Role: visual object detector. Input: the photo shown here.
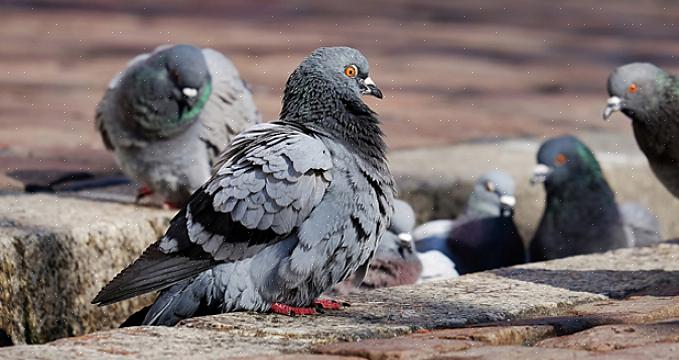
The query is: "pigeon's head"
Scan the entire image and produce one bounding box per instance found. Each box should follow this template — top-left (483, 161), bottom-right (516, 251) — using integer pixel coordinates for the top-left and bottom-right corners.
top-left (150, 44), bottom-right (212, 109)
top-left (124, 44), bottom-right (212, 134)
top-left (604, 62), bottom-right (666, 122)
top-left (389, 199), bottom-right (416, 241)
top-left (531, 135), bottom-right (604, 190)
top-left (283, 47), bottom-right (382, 113)
top-left (467, 171), bottom-right (517, 218)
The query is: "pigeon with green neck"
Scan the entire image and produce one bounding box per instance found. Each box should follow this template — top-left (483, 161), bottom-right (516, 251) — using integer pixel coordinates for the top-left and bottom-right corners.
top-left (530, 135), bottom-right (661, 261)
top-left (96, 44), bottom-right (260, 208)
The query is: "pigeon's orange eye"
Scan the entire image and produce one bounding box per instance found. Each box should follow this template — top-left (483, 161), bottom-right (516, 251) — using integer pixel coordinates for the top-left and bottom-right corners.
top-left (344, 65), bottom-right (358, 78)
top-left (628, 83), bottom-right (638, 93)
top-left (554, 153), bottom-right (568, 166)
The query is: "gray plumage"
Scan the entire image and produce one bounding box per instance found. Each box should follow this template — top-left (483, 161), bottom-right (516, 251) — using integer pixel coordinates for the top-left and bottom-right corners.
top-left (529, 135), bottom-right (662, 262)
top-left (619, 202), bottom-right (662, 247)
top-left (604, 62), bottom-right (679, 199)
top-left (331, 199), bottom-right (421, 295)
top-left (414, 171), bottom-right (526, 274)
top-left (96, 44), bottom-right (260, 206)
top-left (93, 46), bottom-right (393, 326)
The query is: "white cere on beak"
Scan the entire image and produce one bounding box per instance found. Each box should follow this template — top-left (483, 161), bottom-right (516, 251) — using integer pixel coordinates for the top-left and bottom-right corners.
top-left (603, 96), bottom-right (622, 120)
top-left (499, 195), bottom-right (516, 208)
top-left (182, 87), bottom-right (198, 98)
top-left (364, 77), bottom-right (376, 87)
top-left (530, 164), bottom-right (552, 185)
top-left (398, 233), bottom-right (413, 242)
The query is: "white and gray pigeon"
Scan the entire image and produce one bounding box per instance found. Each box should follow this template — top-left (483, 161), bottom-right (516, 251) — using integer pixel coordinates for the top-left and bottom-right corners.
top-left (413, 171), bottom-right (526, 274)
top-left (96, 44), bottom-right (260, 207)
top-left (331, 199), bottom-right (422, 295)
top-left (529, 135), bottom-right (662, 261)
top-left (93, 46), bottom-right (394, 325)
top-left (603, 63), bottom-right (679, 199)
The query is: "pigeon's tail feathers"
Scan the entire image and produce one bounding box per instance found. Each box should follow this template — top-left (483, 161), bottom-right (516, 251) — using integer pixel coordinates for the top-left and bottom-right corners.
top-left (143, 276), bottom-right (213, 326)
top-left (92, 244), bottom-right (214, 306)
top-left (619, 202), bottom-right (663, 247)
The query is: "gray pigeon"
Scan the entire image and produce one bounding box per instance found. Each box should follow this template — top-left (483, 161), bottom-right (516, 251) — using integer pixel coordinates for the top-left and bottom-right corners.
top-left (529, 135), bottom-right (662, 261)
top-left (414, 171), bottom-right (526, 274)
top-left (331, 199), bottom-right (422, 295)
top-left (96, 44), bottom-right (260, 207)
top-left (603, 62), bottom-right (679, 199)
top-left (93, 46), bottom-right (394, 325)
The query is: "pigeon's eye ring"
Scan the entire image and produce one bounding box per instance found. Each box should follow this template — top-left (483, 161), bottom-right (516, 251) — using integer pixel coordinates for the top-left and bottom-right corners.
top-left (344, 65), bottom-right (358, 78)
top-left (554, 153), bottom-right (568, 166)
top-left (484, 181), bottom-right (495, 192)
top-left (628, 83), bottom-right (638, 94)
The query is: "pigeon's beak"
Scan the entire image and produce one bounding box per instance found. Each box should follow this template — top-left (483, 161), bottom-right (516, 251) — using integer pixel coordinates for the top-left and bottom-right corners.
top-left (530, 164), bottom-right (552, 185)
top-left (361, 77), bottom-right (383, 99)
top-left (603, 96), bottom-right (622, 120)
top-left (182, 87), bottom-right (198, 98)
top-left (398, 232), bottom-right (413, 243)
top-left (499, 195), bottom-right (516, 208)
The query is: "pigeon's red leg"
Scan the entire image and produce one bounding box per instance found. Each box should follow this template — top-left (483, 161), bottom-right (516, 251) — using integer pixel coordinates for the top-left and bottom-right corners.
top-left (271, 303), bottom-right (317, 316)
top-left (136, 185), bottom-right (153, 202)
top-left (313, 299), bottom-right (350, 310)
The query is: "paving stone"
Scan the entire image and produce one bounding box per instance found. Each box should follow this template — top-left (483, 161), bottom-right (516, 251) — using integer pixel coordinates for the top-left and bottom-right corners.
top-left (407, 325), bottom-right (555, 345)
top-left (314, 336), bottom-right (480, 360)
top-left (0, 194), bottom-right (174, 344)
top-left (536, 319), bottom-right (679, 352)
top-left (568, 296), bottom-right (679, 325)
top-left (423, 345), bottom-right (595, 360)
top-left (598, 342), bottom-right (679, 360)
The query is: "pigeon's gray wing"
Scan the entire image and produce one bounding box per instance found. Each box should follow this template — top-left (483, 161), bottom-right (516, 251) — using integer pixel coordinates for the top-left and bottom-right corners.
top-left (94, 52), bottom-right (151, 151)
top-left (92, 123), bottom-right (333, 305)
top-left (619, 202), bottom-right (662, 247)
top-left (198, 48), bottom-right (261, 164)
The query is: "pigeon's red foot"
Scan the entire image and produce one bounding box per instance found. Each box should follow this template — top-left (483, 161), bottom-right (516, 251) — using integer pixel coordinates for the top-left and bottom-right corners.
top-left (313, 299), bottom-right (350, 310)
top-left (271, 303), bottom-right (317, 316)
top-left (135, 185), bottom-right (153, 201)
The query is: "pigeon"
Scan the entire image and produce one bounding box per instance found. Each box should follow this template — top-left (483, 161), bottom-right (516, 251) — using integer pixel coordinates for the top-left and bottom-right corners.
top-left (529, 135), bottom-right (662, 261)
top-left (96, 44), bottom-right (260, 207)
top-left (414, 171), bottom-right (526, 274)
top-left (603, 62), bottom-right (679, 199)
top-left (92, 46), bottom-right (394, 325)
top-left (331, 200), bottom-right (422, 295)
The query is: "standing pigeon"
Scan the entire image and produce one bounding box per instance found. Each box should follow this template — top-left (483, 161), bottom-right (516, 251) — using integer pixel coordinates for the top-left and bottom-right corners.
top-left (603, 62), bottom-right (679, 199)
top-left (96, 44), bottom-right (260, 207)
top-left (414, 171), bottom-right (526, 275)
top-left (92, 46), bottom-right (394, 325)
top-left (529, 135), bottom-right (662, 261)
top-left (331, 200), bottom-right (422, 295)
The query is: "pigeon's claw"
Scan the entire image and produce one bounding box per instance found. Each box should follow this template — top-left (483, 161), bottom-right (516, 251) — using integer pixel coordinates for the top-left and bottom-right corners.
top-left (135, 185), bottom-right (154, 202)
top-left (271, 303), bottom-right (318, 316)
top-left (313, 299), bottom-right (350, 310)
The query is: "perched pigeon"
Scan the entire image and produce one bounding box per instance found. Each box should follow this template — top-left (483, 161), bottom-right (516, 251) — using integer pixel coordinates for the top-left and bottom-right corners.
top-left (414, 171), bottom-right (526, 274)
top-left (331, 199), bottom-right (422, 295)
top-left (96, 44), bottom-right (260, 207)
top-left (93, 46), bottom-right (394, 325)
top-left (603, 63), bottom-right (679, 199)
top-left (529, 135), bottom-right (662, 261)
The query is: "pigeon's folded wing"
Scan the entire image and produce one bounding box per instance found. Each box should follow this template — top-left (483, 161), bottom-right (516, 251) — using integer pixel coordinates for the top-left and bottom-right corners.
top-left (619, 202), bottom-right (662, 247)
top-left (92, 123), bottom-right (333, 305)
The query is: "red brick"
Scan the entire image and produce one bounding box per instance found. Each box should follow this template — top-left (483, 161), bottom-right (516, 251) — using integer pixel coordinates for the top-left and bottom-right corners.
top-left (314, 337), bottom-right (479, 360)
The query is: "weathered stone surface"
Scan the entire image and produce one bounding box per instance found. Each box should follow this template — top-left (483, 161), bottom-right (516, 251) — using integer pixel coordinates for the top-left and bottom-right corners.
top-left (0, 194), bottom-right (174, 344)
top-left (314, 336), bottom-right (480, 360)
top-left (2, 242), bottom-right (679, 358)
top-left (536, 320), bottom-right (679, 352)
top-left (568, 296), bottom-right (679, 324)
top-left (408, 325), bottom-right (555, 346)
top-left (598, 342), bottom-right (679, 360)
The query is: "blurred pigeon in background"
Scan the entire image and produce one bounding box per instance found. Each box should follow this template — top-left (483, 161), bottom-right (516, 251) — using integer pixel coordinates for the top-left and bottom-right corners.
top-left (604, 63), bottom-right (679, 199)
top-left (414, 171), bottom-right (526, 275)
top-left (93, 46), bottom-right (394, 325)
top-left (529, 135), bottom-right (662, 261)
top-left (96, 44), bottom-right (260, 207)
top-left (331, 199), bottom-right (422, 295)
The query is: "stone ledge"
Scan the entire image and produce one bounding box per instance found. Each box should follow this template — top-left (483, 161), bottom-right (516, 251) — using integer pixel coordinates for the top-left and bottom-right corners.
top-left (1, 242), bottom-right (678, 358)
top-left (0, 194), bottom-right (175, 345)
